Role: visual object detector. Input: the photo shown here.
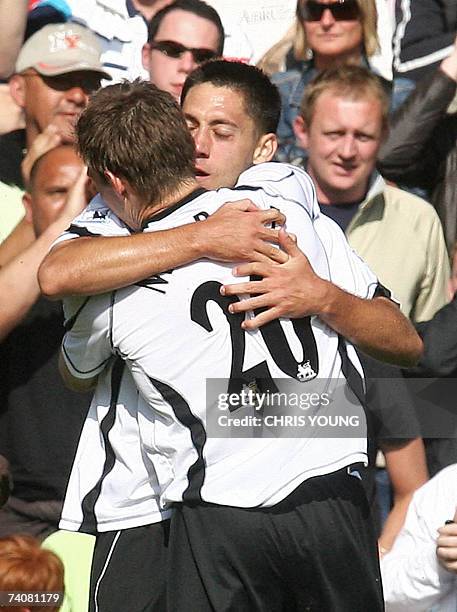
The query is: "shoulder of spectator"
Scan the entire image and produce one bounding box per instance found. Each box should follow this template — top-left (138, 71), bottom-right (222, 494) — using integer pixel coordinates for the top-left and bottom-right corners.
top-left (382, 184), bottom-right (445, 226)
top-left (271, 67), bottom-right (303, 88)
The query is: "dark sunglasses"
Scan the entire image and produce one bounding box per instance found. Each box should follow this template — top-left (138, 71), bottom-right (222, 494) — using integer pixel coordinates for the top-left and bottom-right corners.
top-left (21, 71), bottom-right (102, 94)
top-left (299, 0), bottom-right (360, 22)
top-left (149, 40), bottom-right (218, 64)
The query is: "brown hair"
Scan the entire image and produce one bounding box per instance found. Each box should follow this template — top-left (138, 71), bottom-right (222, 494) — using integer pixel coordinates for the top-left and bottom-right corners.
top-left (0, 535), bottom-right (64, 611)
top-left (76, 79), bottom-right (195, 205)
top-left (300, 64), bottom-right (389, 133)
top-left (294, 0), bottom-right (379, 61)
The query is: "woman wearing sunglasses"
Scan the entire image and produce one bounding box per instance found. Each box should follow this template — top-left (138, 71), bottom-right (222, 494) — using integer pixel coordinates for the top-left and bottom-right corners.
top-left (261, 0), bottom-right (381, 164)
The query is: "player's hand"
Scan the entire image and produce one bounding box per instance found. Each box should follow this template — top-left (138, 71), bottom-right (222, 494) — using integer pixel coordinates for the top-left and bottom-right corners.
top-left (201, 199), bottom-right (288, 264)
top-left (221, 229), bottom-right (329, 330)
top-left (21, 123), bottom-right (65, 185)
top-left (437, 508), bottom-right (457, 573)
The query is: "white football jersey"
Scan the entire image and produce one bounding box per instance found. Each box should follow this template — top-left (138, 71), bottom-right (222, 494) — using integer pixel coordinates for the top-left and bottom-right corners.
top-left (61, 163), bottom-right (377, 511)
top-left (59, 351), bottom-right (172, 533)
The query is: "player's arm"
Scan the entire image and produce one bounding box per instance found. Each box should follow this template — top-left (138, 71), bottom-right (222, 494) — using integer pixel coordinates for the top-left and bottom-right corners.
top-left (59, 291), bottom-right (113, 392)
top-left (222, 231), bottom-right (423, 367)
top-left (38, 201), bottom-right (286, 299)
top-left (379, 438), bottom-right (429, 555)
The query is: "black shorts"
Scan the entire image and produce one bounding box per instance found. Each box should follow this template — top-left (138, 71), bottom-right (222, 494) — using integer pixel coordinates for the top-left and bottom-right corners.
top-left (167, 466), bottom-right (384, 612)
top-left (89, 521), bottom-right (169, 612)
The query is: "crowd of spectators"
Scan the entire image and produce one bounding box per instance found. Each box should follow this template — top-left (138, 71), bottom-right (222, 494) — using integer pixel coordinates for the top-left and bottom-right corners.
top-left (0, 1), bottom-right (457, 611)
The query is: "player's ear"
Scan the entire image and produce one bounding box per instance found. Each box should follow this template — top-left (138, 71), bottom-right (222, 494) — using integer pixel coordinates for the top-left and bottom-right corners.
top-left (252, 133), bottom-right (277, 165)
top-left (22, 191), bottom-right (33, 224)
top-left (104, 170), bottom-right (127, 198)
top-left (293, 115), bottom-right (309, 149)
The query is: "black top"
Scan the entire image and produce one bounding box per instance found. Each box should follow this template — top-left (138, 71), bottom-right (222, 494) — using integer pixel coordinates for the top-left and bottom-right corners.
top-left (403, 293), bottom-right (457, 476)
top-left (0, 298), bottom-right (91, 502)
top-left (0, 129), bottom-right (26, 189)
top-left (320, 201), bottom-right (361, 232)
top-left (358, 353), bottom-right (421, 532)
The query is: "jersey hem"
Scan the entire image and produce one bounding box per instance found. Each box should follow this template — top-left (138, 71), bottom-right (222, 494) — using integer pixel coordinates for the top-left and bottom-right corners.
top-left (59, 509), bottom-right (172, 533)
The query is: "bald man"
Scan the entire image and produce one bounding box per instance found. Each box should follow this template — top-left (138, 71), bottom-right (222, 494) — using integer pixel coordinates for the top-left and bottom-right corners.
top-left (0, 144), bottom-right (92, 538)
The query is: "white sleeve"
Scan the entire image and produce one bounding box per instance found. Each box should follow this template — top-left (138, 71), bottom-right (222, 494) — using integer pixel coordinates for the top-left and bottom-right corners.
top-left (309, 210), bottom-right (380, 299)
top-left (52, 194), bottom-right (131, 249)
top-left (381, 468), bottom-right (457, 611)
top-left (234, 162), bottom-right (380, 298)
top-left (228, 163), bottom-right (330, 279)
top-left (61, 293), bottom-right (113, 380)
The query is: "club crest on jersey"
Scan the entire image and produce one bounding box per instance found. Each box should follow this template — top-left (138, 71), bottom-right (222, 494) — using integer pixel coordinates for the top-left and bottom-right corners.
top-left (93, 210), bottom-right (107, 220)
top-left (297, 361), bottom-right (317, 382)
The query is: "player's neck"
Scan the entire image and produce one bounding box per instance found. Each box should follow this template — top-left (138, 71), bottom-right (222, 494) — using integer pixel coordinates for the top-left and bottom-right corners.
top-left (136, 178), bottom-right (200, 228)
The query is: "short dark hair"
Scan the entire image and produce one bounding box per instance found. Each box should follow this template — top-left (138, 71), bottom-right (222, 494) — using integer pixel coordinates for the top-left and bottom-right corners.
top-left (76, 79), bottom-right (195, 204)
top-left (181, 60), bottom-right (281, 135)
top-left (148, 0), bottom-right (225, 56)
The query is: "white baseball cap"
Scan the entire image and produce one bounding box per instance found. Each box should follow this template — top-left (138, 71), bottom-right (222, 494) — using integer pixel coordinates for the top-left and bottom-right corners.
top-left (16, 22), bottom-right (112, 80)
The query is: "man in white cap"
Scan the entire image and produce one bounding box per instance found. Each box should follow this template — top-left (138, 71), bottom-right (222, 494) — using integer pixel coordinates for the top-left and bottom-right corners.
top-left (0, 22), bottom-right (110, 247)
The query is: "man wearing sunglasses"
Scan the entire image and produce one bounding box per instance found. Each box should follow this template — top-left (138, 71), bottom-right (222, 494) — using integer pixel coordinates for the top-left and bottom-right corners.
top-left (0, 22), bottom-right (109, 257)
top-left (142, 0), bottom-right (224, 101)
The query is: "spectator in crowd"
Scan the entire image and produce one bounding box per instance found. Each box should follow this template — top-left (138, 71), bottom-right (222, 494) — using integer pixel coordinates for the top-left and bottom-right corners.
top-left (381, 463), bottom-right (457, 611)
top-left (141, 0), bottom-right (224, 100)
top-left (269, 0), bottom-right (382, 163)
top-left (383, 0), bottom-right (457, 112)
top-left (0, 0), bottom-right (27, 179)
top-left (59, 77), bottom-right (385, 612)
top-left (361, 353), bottom-right (428, 556)
top-left (0, 142), bottom-right (96, 611)
top-left (67, 0), bottom-right (174, 83)
top-left (292, 64), bottom-right (445, 539)
top-left (379, 35), bottom-right (457, 253)
top-left (0, 534), bottom-right (64, 612)
top-left (6, 22), bottom-right (109, 189)
top-left (393, 0), bottom-right (456, 88)
top-left (0, 21), bottom-right (108, 262)
top-left (0, 145), bottom-right (93, 539)
top-left (293, 64), bottom-right (450, 323)
top-left (402, 240), bottom-right (457, 477)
